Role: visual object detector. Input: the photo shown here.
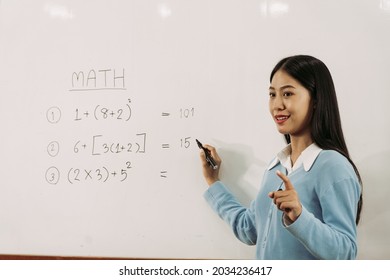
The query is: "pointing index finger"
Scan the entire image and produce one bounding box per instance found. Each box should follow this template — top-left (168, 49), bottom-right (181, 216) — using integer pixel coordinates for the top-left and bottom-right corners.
top-left (276, 170), bottom-right (294, 190)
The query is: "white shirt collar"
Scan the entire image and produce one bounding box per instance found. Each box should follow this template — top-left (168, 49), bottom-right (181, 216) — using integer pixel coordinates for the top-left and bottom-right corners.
top-left (267, 143), bottom-right (323, 173)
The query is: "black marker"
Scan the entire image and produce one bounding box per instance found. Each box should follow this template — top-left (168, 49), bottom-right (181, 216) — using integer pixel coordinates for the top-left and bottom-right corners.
top-left (196, 139), bottom-right (218, 170)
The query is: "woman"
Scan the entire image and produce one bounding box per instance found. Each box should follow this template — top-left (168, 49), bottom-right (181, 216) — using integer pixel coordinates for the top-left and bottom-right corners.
top-left (199, 55), bottom-right (362, 260)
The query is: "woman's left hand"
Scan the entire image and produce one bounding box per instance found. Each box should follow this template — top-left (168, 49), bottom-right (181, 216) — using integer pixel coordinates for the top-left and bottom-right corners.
top-left (268, 170), bottom-right (302, 222)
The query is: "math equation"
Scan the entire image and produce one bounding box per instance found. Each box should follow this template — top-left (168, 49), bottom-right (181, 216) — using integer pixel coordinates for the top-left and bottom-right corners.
top-left (44, 68), bottom-right (196, 185)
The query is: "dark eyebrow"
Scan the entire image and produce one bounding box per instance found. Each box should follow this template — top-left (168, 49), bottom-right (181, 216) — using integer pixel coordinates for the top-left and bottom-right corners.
top-left (269, 85), bottom-right (296, 91)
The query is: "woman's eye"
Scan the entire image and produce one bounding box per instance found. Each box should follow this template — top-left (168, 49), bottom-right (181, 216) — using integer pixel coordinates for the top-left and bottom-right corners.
top-left (283, 92), bottom-right (292, 97)
top-left (269, 92), bottom-right (276, 98)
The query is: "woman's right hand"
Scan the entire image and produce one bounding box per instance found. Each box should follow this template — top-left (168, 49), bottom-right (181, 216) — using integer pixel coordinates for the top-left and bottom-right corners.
top-left (199, 144), bottom-right (222, 186)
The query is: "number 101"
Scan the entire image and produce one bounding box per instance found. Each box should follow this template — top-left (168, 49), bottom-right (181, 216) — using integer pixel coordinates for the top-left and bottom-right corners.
top-left (180, 107), bottom-right (194, 118)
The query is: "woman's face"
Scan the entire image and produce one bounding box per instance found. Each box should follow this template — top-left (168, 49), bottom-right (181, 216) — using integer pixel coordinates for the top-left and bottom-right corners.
top-left (269, 70), bottom-right (314, 138)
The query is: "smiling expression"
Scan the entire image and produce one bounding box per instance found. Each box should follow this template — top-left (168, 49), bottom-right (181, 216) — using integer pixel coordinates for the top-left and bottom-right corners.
top-left (269, 70), bottom-right (314, 138)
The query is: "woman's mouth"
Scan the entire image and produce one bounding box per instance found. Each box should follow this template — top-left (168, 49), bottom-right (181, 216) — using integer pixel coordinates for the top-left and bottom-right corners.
top-left (275, 115), bottom-right (290, 124)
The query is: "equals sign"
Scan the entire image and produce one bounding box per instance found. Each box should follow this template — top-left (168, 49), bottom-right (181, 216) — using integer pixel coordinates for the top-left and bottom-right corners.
top-left (160, 171), bottom-right (168, 178)
top-left (161, 112), bottom-right (170, 117)
top-left (162, 144), bottom-right (170, 149)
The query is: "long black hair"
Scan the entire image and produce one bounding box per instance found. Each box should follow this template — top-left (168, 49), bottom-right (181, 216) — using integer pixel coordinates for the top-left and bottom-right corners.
top-left (270, 55), bottom-right (363, 225)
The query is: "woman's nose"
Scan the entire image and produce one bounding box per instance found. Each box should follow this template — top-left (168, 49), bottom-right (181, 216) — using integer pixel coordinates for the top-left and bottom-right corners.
top-left (272, 95), bottom-right (285, 111)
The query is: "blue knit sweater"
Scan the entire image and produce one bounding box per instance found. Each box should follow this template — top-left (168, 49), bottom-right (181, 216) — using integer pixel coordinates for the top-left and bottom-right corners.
top-left (204, 150), bottom-right (361, 259)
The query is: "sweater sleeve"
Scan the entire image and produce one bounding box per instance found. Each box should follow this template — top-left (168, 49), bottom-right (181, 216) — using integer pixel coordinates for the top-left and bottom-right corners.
top-left (204, 181), bottom-right (257, 245)
top-left (285, 177), bottom-right (360, 259)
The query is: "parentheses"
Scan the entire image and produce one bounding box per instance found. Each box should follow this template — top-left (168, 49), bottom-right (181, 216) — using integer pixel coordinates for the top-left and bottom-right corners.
top-left (126, 104), bottom-right (132, 121)
top-left (110, 143), bottom-right (114, 154)
top-left (67, 168), bottom-right (73, 184)
top-left (94, 105), bottom-right (100, 121)
top-left (103, 166), bottom-right (109, 182)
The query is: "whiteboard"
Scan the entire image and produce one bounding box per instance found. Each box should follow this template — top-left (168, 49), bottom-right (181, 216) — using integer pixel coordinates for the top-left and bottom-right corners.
top-left (0, 0), bottom-right (389, 259)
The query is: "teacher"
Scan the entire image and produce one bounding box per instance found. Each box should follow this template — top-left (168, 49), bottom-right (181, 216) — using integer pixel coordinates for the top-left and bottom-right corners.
top-left (199, 55), bottom-right (363, 260)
